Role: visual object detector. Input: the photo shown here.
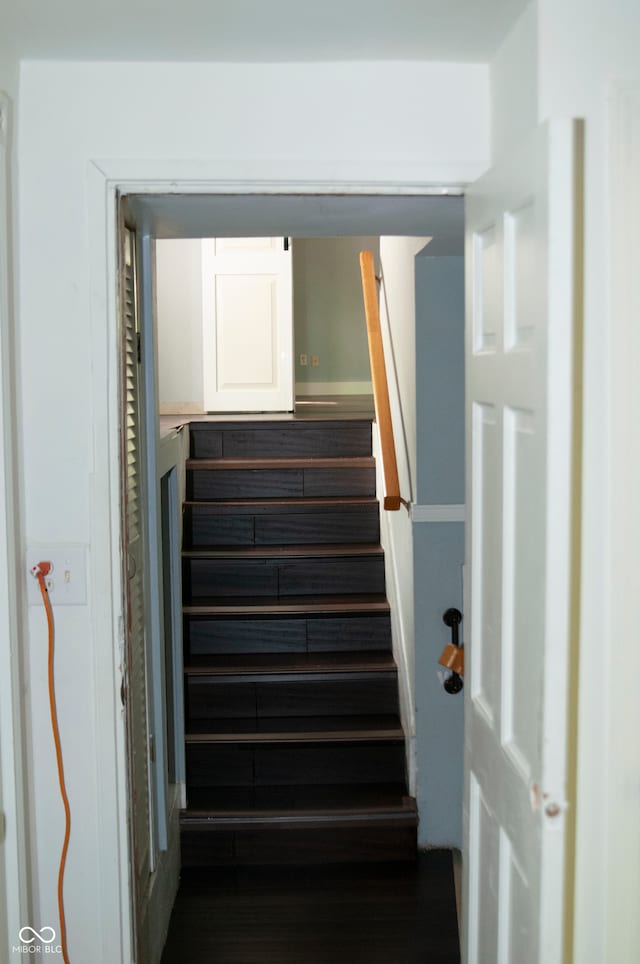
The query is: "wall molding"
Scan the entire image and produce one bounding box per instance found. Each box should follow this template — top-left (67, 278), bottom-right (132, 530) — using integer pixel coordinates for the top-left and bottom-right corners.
top-left (411, 503), bottom-right (466, 523)
top-left (0, 89), bottom-right (29, 944)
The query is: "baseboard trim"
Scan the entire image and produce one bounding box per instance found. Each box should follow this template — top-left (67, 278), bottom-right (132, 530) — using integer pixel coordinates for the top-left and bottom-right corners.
top-left (159, 401), bottom-right (205, 415)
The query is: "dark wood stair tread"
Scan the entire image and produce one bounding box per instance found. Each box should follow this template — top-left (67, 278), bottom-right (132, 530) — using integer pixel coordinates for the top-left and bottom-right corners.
top-left (183, 593), bottom-right (390, 615)
top-left (187, 456), bottom-right (375, 470)
top-left (182, 782), bottom-right (418, 831)
top-left (185, 715), bottom-right (405, 743)
top-left (181, 814), bottom-right (416, 834)
top-left (189, 418), bottom-right (374, 429)
top-left (182, 807), bottom-right (417, 831)
top-left (185, 652), bottom-right (397, 676)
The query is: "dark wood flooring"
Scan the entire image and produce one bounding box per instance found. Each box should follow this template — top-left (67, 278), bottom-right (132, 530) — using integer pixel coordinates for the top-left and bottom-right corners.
top-left (161, 852), bottom-right (460, 964)
top-left (159, 394), bottom-right (376, 440)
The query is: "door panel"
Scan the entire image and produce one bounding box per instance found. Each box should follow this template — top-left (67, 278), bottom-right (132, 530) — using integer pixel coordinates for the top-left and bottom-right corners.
top-left (202, 237), bottom-right (293, 412)
top-left (216, 275), bottom-right (278, 386)
top-left (464, 121), bottom-right (580, 963)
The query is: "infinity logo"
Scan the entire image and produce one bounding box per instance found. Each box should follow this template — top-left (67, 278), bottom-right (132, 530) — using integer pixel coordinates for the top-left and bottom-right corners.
top-left (18, 926), bottom-right (57, 944)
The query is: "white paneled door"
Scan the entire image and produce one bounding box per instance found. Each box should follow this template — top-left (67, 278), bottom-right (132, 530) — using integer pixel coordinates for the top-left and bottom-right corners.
top-left (202, 237), bottom-right (293, 412)
top-left (464, 121), bottom-right (580, 963)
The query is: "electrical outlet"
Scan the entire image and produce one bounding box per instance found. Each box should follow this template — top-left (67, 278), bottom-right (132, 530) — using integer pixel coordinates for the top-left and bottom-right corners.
top-left (311, 355), bottom-right (320, 367)
top-left (26, 545), bottom-right (87, 606)
top-left (299, 353), bottom-right (308, 367)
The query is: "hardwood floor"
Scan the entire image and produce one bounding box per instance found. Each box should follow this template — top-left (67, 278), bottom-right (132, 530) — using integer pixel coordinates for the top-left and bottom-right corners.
top-left (159, 394), bottom-right (376, 439)
top-left (161, 852), bottom-right (460, 964)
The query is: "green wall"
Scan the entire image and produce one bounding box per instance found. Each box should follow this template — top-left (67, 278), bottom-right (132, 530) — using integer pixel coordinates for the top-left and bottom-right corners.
top-left (293, 236), bottom-right (378, 391)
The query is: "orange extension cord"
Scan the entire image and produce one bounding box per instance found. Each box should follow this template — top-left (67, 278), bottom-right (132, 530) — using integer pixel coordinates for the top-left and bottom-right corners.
top-left (36, 568), bottom-right (71, 964)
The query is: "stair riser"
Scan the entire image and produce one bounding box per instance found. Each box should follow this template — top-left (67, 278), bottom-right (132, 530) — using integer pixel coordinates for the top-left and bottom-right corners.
top-left (190, 423), bottom-right (372, 459)
top-left (185, 783), bottom-right (410, 811)
top-left (188, 466), bottom-right (376, 501)
top-left (186, 678), bottom-right (399, 721)
top-left (186, 742), bottom-right (406, 788)
top-left (184, 556), bottom-right (386, 599)
top-left (185, 614), bottom-right (392, 656)
top-left (184, 506), bottom-right (380, 547)
top-left (180, 825), bottom-right (417, 867)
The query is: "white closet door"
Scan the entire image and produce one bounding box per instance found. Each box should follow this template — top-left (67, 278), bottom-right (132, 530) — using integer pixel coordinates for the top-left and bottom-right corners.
top-left (202, 237), bottom-right (293, 412)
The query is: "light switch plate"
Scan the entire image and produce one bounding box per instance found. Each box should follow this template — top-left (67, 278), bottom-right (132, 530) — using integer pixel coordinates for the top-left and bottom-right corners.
top-left (26, 545), bottom-right (87, 606)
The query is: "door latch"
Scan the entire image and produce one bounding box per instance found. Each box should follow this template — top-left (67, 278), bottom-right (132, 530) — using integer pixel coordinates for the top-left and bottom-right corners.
top-left (439, 607), bottom-right (464, 694)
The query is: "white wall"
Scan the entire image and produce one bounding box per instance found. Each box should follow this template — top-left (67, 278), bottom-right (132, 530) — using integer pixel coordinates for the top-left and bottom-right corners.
top-left (376, 237), bottom-right (429, 787)
top-left (535, 2), bottom-right (640, 960)
top-left (379, 237), bottom-right (425, 494)
top-left (156, 239), bottom-right (204, 412)
top-left (16, 59), bottom-right (489, 961)
top-left (490, 2), bottom-right (537, 160)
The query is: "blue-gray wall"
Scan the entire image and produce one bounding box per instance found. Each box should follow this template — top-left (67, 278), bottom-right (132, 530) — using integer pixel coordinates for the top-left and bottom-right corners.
top-left (414, 254), bottom-right (465, 848)
top-left (416, 255), bottom-right (465, 506)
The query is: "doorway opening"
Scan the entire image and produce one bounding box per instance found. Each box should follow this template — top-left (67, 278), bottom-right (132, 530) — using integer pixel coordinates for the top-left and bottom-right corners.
top-left (118, 189), bottom-right (465, 960)
top-left (155, 235), bottom-right (378, 416)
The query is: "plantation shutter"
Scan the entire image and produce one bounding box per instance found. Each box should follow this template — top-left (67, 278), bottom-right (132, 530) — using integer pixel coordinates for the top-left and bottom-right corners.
top-left (122, 226), bottom-right (152, 912)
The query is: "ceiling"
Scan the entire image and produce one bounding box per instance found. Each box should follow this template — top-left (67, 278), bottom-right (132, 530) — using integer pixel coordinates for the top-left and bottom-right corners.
top-left (129, 194), bottom-right (464, 250)
top-left (2, 0), bottom-right (527, 62)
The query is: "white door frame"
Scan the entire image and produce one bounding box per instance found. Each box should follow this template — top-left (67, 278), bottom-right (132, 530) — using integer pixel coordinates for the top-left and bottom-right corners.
top-left (600, 85), bottom-right (640, 962)
top-left (0, 91), bottom-right (29, 951)
top-left (87, 162), bottom-right (467, 957)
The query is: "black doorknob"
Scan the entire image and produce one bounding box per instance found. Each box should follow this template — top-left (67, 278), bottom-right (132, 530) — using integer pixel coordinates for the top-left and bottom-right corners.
top-left (444, 672), bottom-right (464, 694)
top-left (441, 608), bottom-right (463, 694)
top-left (442, 608), bottom-right (462, 644)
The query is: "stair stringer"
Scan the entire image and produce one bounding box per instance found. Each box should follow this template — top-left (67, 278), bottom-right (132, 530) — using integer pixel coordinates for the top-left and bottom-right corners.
top-left (372, 425), bottom-right (416, 795)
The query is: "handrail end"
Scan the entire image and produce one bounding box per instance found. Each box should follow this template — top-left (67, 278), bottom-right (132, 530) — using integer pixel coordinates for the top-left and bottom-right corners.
top-left (383, 495), bottom-right (402, 511)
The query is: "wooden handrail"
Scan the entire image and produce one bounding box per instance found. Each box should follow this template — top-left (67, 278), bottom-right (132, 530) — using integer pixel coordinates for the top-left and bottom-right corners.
top-left (359, 251), bottom-right (402, 511)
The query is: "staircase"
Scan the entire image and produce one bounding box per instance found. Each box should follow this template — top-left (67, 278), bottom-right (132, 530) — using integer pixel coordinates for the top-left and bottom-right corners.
top-left (180, 417), bottom-right (418, 866)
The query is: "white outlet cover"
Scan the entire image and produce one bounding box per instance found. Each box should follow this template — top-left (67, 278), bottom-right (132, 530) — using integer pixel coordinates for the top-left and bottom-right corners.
top-left (26, 545), bottom-right (87, 606)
